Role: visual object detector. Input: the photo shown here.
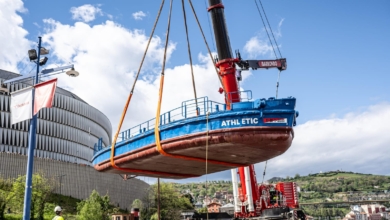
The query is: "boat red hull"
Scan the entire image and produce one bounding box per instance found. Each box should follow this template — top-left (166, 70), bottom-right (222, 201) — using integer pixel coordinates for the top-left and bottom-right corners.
top-left (94, 126), bottom-right (293, 179)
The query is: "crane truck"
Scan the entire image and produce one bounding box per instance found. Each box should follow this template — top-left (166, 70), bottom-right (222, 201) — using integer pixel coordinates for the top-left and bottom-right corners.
top-left (207, 1), bottom-right (306, 219)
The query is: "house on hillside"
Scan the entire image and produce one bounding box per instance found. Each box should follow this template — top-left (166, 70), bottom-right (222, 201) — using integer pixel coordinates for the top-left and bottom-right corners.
top-left (211, 197), bottom-right (220, 203)
top-left (180, 210), bottom-right (196, 220)
top-left (214, 191), bottom-right (222, 199)
top-left (220, 203), bottom-right (235, 215)
top-left (203, 196), bottom-right (211, 206)
top-left (207, 202), bottom-right (222, 213)
top-left (194, 201), bottom-right (203, 209)
top-left (225, 194), bottom-right (233, 203)
top-left (343, 205), bottom-right (389, 220)
top-left (191, 212), bottom-right (232, 220)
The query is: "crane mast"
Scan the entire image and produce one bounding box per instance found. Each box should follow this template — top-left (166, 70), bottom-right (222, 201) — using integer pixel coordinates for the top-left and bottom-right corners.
top-left (207, 1), bottom-right (301, 219)
top-left (207, 0), bottom-right (241, 105)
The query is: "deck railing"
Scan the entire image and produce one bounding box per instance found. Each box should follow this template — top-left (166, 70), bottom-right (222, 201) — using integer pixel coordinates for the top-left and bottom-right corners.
top-left (226, 90), bottom-right (252, 104)
top-left (93, 96), bottom-right (225, 154)
top-left (93, 91), bottom-right (255, 155)
top-left (118, 96), bottom-right (225, 142)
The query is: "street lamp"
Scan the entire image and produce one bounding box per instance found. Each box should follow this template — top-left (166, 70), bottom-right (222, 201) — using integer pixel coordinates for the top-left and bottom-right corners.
top-left (4, 36), bottom-right (79, 220)
top-left (4, 65), bottom-right (80, 84)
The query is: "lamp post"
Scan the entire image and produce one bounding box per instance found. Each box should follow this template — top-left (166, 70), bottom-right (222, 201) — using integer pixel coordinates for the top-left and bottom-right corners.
top-left (3, 36), bottom-right (79, 220)
top-left (22, 36), bottom-right (42, 220)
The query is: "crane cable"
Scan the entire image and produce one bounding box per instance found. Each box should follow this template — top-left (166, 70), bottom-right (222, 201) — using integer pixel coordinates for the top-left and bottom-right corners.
top-left (154, 0), bottom-right (245, 168)
top-left (254, 0), bottom-right (280, 59)
top-left (255, 0), bottom-right (283, 100)
top-left (188, 0), bottom-right (227, 97)
top-left (258, 0), bottom-right (283, 58)
top-left (261, 160), bottom-right (268, 184)
top-left (204, 0), bottom-right (216, 52)
top-left (181, 0), bottom-right (199, 115)
top-left (205, 111), bottom-right (210, 220)
top-left (108, 0), bottom-right (189, 177)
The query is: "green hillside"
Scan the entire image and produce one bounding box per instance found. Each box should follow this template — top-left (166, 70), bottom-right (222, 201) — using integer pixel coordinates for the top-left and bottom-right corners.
top-left (174, 171), bottom-right (390, 201)
top-left (173, 171), bottom-right (390, 217)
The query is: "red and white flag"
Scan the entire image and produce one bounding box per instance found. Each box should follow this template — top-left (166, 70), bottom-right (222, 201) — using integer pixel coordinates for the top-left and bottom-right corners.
top-left (10, 86), bottom-right (33, 124)
top-left (33, 78), bottom-right (57, 115)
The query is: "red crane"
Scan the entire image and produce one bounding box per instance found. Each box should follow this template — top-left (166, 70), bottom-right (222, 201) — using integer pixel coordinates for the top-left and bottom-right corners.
top-left (207, 1), bottom-right (305, 219)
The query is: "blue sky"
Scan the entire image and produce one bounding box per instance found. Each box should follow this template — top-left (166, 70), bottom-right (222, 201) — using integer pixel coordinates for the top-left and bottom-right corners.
top-left (1, 0), bottom-right (389, 184)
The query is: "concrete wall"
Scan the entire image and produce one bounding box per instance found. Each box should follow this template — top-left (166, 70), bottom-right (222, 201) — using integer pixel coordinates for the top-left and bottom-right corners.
top-left (0, 153), bottom-right (149, 209)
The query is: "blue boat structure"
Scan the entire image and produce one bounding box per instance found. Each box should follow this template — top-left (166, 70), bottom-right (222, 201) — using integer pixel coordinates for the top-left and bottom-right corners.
top-left (92, 0), bottom-right (299, 179)
top-left (92, 95), bottom-right (298, 179)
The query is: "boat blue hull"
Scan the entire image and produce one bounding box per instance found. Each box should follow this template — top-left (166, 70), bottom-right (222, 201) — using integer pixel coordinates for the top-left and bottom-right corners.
top-left (92, 97), bottom-right (297, 179)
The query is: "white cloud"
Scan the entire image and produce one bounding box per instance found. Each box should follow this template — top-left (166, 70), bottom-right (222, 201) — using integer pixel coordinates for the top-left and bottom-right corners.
top-left (70, 4), bottom-right (102, 22)
top-left (255, 102), bottom-right (390, 178)
top-left (243, 35), bottom-right (274, 59)
top-left (276, 18), bottom-right (284, 38)
top-left (0, 0), bottom-right (31, 72)
top-left (132, 11), bottom-right (146, 20)
top-left (41, 19), bottom-right (225, 138)
top-left (243, 18), bottom-right (284, 59)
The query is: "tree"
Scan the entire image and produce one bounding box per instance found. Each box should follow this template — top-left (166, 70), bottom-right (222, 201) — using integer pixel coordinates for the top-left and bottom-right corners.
top-left (199, 189), bottom-right (206, 197)
top-left (197, 207), bottom-right (208, 213)
top-left (7, 172), bottom-right (55, 220)
top-left (182, 194), bottom-right (194, 208)
top-left (141, 182), bottom-right (193, 220)
top-left (207, 186), bottom-right (216, 196)
top-left (0, 177), bottom-right (12, 220)
top-left (131, 198), bottom-right (143, 210)
top-left (78, 190), bottom-right (110, 220)
top-left (193, 192), bottom-right (199, 199)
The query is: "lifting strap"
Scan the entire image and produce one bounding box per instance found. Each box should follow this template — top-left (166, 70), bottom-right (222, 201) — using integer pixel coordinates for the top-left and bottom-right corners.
top-left (154, 0), bottom-right (245, 168)
top-left (108, 0), bottom-right (196, 178)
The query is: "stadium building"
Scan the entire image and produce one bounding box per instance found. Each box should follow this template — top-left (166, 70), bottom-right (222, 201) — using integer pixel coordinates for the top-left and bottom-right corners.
top-left (0, 69), bottom-right (149, 209)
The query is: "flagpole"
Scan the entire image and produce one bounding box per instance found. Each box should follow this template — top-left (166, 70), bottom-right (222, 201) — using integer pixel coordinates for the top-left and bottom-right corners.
top-left (22, 36), bottom-right (41, 220)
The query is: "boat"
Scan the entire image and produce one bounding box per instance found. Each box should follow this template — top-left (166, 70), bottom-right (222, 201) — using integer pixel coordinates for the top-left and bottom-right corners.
top-left (92, 0), bottom-right (298, 179)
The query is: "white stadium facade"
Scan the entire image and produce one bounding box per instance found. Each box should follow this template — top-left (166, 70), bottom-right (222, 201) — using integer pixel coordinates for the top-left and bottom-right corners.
top-left (0, 69), bottom-right (149, 209)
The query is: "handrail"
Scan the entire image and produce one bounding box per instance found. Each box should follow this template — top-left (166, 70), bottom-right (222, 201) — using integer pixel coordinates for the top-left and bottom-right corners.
top-left (93, 97), bottom-right (225, 154)
top-left (118, 97), bottom-right (223, 142)
top-left (226, 90), bottom-right (253, 103)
